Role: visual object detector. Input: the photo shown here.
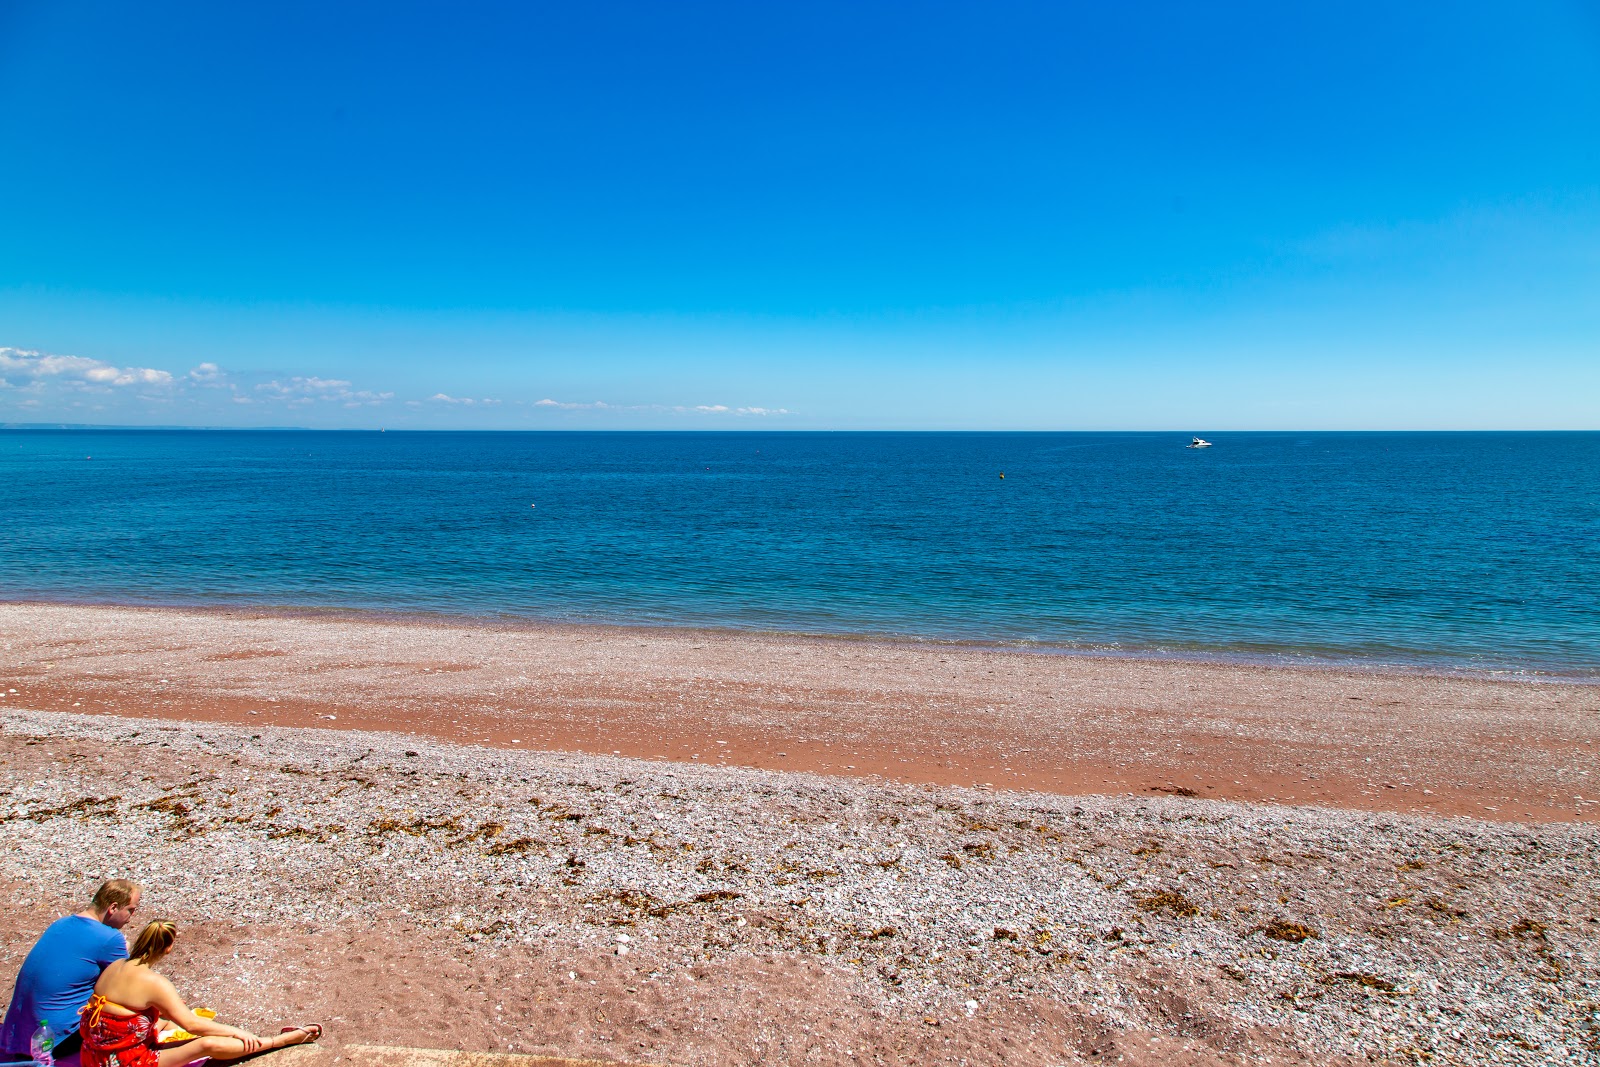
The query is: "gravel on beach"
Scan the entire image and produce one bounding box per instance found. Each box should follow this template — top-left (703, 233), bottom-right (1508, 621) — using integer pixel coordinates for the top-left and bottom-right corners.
top-left (2, 707), bottom-right (1597, 1067)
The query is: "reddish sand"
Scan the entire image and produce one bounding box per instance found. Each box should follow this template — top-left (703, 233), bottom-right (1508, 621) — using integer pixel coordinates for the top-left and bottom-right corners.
top-left (2, 603), bottom-right (1596, 824)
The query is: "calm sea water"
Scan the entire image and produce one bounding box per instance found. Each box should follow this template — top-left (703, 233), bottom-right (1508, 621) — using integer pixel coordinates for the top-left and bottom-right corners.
top-left (3, 430), bottom-right (1596, 677)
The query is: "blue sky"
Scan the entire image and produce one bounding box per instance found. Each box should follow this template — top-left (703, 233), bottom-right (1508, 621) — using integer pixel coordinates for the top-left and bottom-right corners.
top-left (2, 1), bottom-right (1597, 429)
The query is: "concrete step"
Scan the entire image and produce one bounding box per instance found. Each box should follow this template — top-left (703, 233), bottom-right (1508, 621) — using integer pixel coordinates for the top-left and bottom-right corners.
top-left (266, 1042), bottom-right (669, 1067)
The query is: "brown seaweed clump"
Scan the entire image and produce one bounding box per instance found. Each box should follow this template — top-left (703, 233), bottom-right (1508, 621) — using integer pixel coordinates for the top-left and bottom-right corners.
top-left (1136, 889), bottom-right (1201, 918)
top-left (1255, 918), bottom-right (1320, 942)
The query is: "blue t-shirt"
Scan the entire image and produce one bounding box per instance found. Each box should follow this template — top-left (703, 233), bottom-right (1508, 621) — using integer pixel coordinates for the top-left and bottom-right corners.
top-left (0, 916), bottom-right (128, 1054)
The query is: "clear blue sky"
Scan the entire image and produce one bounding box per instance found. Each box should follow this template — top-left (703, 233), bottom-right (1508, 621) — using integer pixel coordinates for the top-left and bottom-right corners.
top-left (2, 1), bottom-right (1597, 429)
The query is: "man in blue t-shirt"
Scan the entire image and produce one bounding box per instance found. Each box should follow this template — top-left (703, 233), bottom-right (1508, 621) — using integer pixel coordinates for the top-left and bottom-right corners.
top-left (0, 880), bottom-right (141, 1059)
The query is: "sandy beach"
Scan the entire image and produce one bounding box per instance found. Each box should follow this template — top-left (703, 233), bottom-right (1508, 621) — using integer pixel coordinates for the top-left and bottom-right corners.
top-left (2, 603), bottom-right (1598, 1064)
top-left (1, 603), bottom-right (1596, 823)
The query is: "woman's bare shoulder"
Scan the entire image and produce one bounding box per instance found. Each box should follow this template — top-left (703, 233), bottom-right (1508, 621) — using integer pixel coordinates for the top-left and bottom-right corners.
top-left (140, 967), bottom-right (181, 998)
top-left (98, 961), bottom-right (174, 1009)
top-left (139, 967), bottom-right (189, 1017)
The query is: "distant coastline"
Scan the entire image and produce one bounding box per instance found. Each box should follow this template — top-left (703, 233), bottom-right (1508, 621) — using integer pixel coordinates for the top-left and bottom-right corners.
top-left (6, 424), bottom-right (1600, 433)
top-left (1, 422), bottom-right (315, 431)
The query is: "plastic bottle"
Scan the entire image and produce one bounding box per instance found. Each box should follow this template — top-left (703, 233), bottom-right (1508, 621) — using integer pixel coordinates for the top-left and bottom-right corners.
top-left (29, 1019), bottom-right (56, 1067)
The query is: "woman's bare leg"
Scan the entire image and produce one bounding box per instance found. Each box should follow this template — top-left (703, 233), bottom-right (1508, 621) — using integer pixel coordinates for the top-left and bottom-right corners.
top-left (155, 1026), bottom-right (320, 1067)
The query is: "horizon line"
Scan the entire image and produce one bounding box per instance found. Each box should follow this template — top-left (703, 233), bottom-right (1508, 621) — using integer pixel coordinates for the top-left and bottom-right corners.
top-left (4, 424), bottom-right (1599, 435)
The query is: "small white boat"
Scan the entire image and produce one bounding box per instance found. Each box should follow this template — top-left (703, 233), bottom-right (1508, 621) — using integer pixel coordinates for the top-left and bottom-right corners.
top-left (1187, 436), bottom-right (1213, 449)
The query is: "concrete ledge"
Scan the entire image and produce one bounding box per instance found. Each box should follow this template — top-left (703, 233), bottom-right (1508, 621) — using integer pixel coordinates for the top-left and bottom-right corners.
top-left (263, 1043), bottom-right (669, 1067)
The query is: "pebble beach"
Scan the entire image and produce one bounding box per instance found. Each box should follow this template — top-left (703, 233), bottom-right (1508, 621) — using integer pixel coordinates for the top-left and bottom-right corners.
top-left (2, 604), bottom-right (1598, 1065)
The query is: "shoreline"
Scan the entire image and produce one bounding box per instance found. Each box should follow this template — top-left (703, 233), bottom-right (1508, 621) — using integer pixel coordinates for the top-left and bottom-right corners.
top-left (5, 601), bottom-right (1597, 825)
top-left (6, 594), bottom-right (1598, 686)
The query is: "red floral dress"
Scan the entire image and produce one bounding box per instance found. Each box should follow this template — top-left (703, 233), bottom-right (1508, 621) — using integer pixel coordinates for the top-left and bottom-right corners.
top-left (79, 994), bottom-right (161, 1067)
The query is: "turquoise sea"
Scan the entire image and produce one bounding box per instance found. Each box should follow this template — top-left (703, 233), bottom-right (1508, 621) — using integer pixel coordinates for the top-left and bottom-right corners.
top-left (2, 430), bottom-right (1596, 678)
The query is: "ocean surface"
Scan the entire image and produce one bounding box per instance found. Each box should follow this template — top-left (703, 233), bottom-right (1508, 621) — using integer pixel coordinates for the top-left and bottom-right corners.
top-left (3, 430), bottom-right (1597, 678)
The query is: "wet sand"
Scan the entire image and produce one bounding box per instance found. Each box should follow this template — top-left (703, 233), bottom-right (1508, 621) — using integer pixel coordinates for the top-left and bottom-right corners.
top-left (1, 602), bottom-right (1596, 823)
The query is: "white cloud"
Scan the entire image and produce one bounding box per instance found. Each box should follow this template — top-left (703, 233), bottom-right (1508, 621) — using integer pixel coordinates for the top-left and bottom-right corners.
top-left (0, 346), bottom-right (174, 389)
top-left (432, 393), bottom-right (500, 406)
top-left (187, 362), bottom-right (226, 384)
top-left (85, 366), bottom-right (171, 386)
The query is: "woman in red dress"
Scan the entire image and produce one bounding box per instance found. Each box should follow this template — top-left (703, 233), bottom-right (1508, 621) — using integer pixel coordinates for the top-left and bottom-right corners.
top-left (80, 921), bottom-right (320, 1067)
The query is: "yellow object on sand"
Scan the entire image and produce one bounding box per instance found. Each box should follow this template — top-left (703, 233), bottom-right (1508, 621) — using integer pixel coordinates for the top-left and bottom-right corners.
top-left (158, 1009), bottom-right (217, 1044)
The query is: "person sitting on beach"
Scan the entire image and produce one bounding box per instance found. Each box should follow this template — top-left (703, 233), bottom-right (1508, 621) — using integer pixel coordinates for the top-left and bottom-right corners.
top-left (79, 921), bottom-right (320, 1067)
top-left (0, 880), bottom-right (141, 1061)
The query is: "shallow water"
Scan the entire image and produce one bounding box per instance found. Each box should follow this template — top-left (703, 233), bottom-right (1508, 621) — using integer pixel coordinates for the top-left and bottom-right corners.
top-left (3, 429), bottom-right (1597, 676)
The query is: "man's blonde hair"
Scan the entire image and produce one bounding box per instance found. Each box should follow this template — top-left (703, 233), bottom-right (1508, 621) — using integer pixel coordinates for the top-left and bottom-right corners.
top-left (91, 879), bottom-right (139, 910)
top-left (129, 921), bottom-right (176, 965)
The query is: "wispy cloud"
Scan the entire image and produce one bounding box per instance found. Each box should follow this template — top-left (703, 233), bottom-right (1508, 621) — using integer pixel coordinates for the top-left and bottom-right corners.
top-left (533, 397), bottom-right (612, 411)
top-left (256, 376), bottom-right (394, 408)
top-left (2, 344), bottom-right (793, 424)
top-left (256, 376), bottom-right (350, 395)
top-left (533, 398), bottom-right (793, 417)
